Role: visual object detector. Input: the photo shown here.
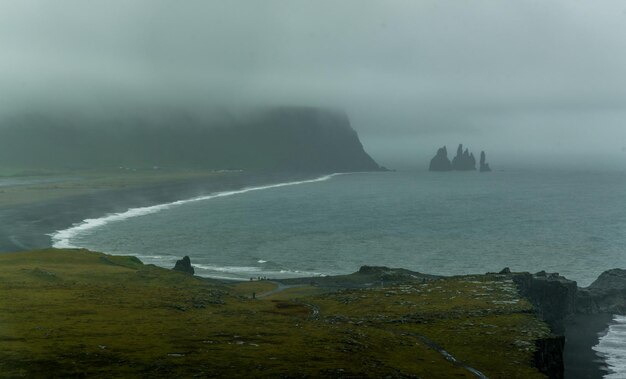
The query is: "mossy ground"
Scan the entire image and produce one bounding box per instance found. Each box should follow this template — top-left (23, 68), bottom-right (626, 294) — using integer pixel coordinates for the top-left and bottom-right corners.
top-left (0, 249), bottom-right (549, 378)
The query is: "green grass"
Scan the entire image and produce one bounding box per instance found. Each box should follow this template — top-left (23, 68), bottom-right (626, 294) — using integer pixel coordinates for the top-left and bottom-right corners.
top-left (0, 249), bottom-right (549, 378)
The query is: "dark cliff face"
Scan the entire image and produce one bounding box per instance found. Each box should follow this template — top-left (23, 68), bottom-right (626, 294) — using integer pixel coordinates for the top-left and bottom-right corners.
top-left (534, 336), bottom-right (565, 379)
top-left (510, 272), bottom-right (575, 379)
top-left (246, 107), bottom-right (382, 172)
top-left (512, 272), bottom-right (578, 334)
top-left (0, 107), bottom-right (382, 173)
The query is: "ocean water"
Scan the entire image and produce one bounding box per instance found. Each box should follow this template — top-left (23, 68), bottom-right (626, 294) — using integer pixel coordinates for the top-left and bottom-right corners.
top-left (50, 169), bottom-right (626, 376)
top-left (52, 170), bottom-right (626, 286)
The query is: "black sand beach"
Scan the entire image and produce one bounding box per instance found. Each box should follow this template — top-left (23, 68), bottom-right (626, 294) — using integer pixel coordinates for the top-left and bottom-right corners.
top-left (0, 171), bottom-right (319, 253)
top-left (564, 313), bottom-right (614, 379)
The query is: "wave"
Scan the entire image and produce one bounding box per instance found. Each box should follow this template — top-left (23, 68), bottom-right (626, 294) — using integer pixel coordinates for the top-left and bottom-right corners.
top-left (192, 264), bottom-right (264, 273)
top-left (192, 263), bottom-right (326, 279)
top-left (49, 173), bottom-right (343, 248)
top-left (593, 315), bottom-right (626, 378)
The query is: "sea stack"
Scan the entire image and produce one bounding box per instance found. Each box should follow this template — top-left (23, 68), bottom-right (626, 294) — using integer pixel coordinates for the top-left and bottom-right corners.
top-left (451, 144), bottom-right (476, 171)
top-left (429, 144), bottom-right (491, 172)
top-left (173, 256), bottom-right (195, 275)
top-left (428, 146), bottom-right (453, 171)
top-left (479, 151), bottom-right (492, 172)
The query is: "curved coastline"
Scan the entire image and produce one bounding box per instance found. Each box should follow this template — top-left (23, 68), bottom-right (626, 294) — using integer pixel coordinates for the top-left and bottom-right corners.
top-left (49, 173), bottom-right (344, 250)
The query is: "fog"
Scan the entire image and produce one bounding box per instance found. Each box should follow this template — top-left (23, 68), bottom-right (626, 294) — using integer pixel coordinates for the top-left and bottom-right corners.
top-left (2, 0), bottom-right (626, 169)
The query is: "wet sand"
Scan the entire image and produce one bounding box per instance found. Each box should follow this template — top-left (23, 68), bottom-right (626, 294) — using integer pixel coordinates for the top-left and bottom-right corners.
top-left (564, 313), bottom-right (614, 379)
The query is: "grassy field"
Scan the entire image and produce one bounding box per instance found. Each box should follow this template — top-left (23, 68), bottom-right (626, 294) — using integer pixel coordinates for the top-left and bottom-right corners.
top-left (0, 249), bottom-right (550, 378)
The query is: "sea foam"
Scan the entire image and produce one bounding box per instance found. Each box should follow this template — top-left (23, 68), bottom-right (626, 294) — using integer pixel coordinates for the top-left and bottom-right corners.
top-left (593, 315), bottom-right (626, 378)
top-left (49, 173), bottom-right (341, 249)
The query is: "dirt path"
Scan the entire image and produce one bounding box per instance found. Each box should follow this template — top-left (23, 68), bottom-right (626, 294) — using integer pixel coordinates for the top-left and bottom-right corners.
top-left (255, 281), bottom-right (307, 298)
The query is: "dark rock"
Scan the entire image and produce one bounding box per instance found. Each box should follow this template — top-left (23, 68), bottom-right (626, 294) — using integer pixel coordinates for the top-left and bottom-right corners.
top-left (173, 256), bottom-right (195, 275)
top-left (512, 272), bottom-right (577, 334)
top-left (588, 268), bottom-right (626, 291)
top-left (451, 144), bottom-right (477, 171)
top-left (499, 267), bottom-right (511, 275)
top-left (533, 335), bottom-right (565, 379)
top-left (576, 269), bottom-right (626, 314)
top-left (479, 151), bottom-right (492, 172)
top-left (358, 265), bottom-right (390, 275)
top-left (428, 146), bottom-right (453, 171)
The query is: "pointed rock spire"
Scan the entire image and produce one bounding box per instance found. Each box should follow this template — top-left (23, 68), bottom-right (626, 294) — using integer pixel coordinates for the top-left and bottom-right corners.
top-left (429, 146), bottom-right (453, 171)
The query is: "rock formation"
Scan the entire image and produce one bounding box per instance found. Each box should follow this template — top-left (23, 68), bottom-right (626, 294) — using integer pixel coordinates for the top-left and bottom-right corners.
top-left (428, 146), bottom-right (453, 171)
top-left (511, 271), bottom-right (578, 334)
top-left (479, 151), bottom-right (492, 172)
top-left (430, 144), bottom-right (485, 171)
top-left (533, 336), bottom-right (565, 379)
top-left (451, 144), bottom-right (476, 171)
top-left (173, 256), bottom-right (195, 275)
top-left (577, 268), bottom-right (626, 314)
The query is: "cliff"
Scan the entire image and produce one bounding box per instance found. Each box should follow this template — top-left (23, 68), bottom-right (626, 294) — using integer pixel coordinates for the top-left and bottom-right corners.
top-left (511, 271), bottom-right (578, 334)
top-left (0, 107), bottom-right (383, 173)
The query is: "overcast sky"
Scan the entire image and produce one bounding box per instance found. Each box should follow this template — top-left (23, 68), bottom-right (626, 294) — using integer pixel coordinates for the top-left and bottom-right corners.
top-left (1, 0), bottom-right (626, 169)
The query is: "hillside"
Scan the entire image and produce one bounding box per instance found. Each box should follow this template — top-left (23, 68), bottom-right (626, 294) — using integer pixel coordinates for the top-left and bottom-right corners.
top-left (0, 107), bottom-right (382, 173)
top-left (0, 249), bottom-right (552, 378)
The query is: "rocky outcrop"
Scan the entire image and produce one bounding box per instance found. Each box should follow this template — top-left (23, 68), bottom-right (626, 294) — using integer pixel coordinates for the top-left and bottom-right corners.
top-left (428, 146), bottom-right (453, 171)
top-left (479, 151), bottom-right (491, 172)
top-left (533, 335), bottom-right (565, 379)
top-left (512, 272), bottom-right (577, 334)
top-left (173, 256), bottom-right (195, 275)
top-left (430, 144), bottom-right (489, 171)
top-left (451, 144), bottom-right (476, 171)
top-left (588, 268), bottom-right (626, 290)
top-left (577, 269), bottom-right (626, 314)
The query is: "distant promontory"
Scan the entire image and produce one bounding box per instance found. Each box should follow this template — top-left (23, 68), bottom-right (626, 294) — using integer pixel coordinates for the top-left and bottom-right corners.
top-left (0, 107), bottom-right (384, 174)
top-left (429, 144), bottom-right (491, 172)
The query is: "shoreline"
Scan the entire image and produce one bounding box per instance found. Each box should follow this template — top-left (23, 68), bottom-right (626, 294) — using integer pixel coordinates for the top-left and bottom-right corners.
top-left (564, 313), bottom-right (614, 379)
top-left (49, 173), bottom-right (343, 249)
top-left (0, 170), bottom-right (329, 253)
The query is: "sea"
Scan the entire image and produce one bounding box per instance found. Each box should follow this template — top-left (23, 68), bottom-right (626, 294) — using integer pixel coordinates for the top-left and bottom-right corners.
top-left (49, 169), bottom-right (626, 376)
